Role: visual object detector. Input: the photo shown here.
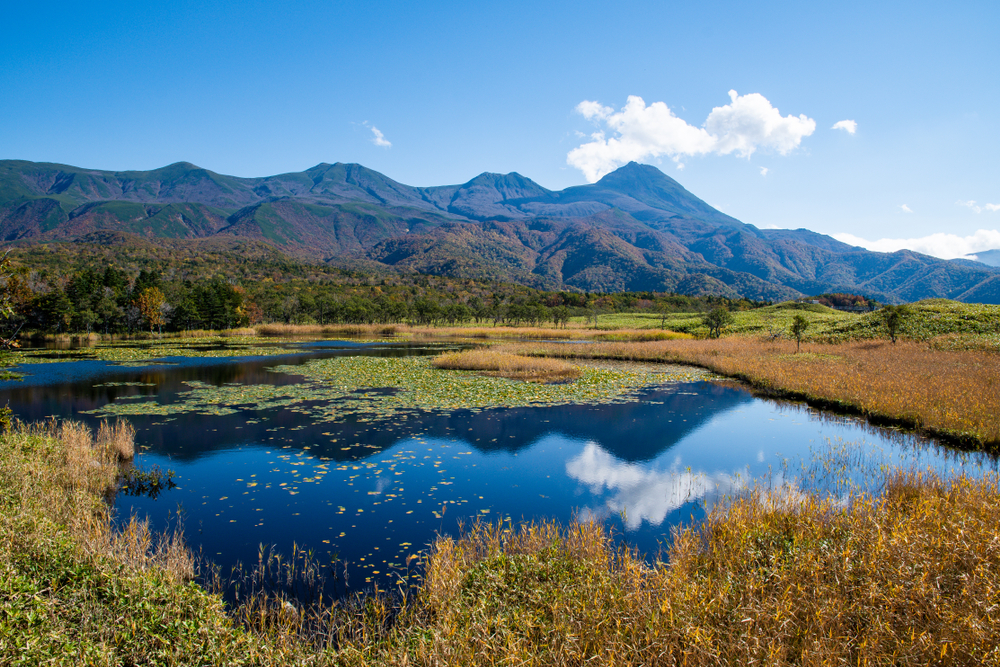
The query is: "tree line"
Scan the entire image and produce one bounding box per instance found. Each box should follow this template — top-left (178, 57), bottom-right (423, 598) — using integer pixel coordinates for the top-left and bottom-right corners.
top-left (1, 259), bottom-right (767, 336)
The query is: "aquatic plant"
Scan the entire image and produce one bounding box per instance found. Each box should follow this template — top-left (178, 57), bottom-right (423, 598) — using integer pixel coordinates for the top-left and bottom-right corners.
top-left (84, 355), bottom-right (708, 424)
top-left (8, 336), bottom-right (302, 365)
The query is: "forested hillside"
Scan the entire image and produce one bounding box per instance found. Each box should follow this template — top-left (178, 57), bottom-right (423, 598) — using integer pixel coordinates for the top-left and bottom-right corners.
top-left (3, 159), bottom-right (998, 303)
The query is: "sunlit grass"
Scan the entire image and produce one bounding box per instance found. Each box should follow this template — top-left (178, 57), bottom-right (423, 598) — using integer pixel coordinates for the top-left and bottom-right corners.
top-left (0, 420), bottom-right (239, 665)
top-left (432, 349), bottom-right (581, 383)
top-left (383, 472), bottom-right (1000, 665)
top-left (255, 323), bottom-right (403, 337)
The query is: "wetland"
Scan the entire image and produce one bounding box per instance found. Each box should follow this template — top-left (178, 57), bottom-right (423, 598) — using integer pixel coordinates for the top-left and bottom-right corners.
top-left (1, 336), bottom-right (994, 595)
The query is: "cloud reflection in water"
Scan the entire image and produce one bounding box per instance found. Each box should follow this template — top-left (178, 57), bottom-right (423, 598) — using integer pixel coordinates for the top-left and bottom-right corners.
top-left (566, 441), bottom-right (744, 530)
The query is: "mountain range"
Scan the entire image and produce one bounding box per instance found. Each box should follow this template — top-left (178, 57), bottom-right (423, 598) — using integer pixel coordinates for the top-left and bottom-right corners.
top-left (2, 158), bottom-right (998, 303)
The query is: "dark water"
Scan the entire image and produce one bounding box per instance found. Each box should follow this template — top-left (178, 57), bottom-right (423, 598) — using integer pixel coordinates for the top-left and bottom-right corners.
top-left (1, 340), bottom-right (994, 593)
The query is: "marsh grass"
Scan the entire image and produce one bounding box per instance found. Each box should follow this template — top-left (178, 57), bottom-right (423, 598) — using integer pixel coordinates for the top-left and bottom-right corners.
top-left (4, 418), bottom-right (999, 664)
top-left (499, 337), bottom-right (1000, 450)
top-left (253, 322), bottom-right (692, 343)
top-left (333, 470), bottom-right (1000, 665)
top-left (432, 348), bottom-right (581, 382)
top-left (96, 418), bottom-right (135, 461)
top-left (0, 420), bottom-right (253, 665)
top-left (255, 323), bottom-right (402, 337)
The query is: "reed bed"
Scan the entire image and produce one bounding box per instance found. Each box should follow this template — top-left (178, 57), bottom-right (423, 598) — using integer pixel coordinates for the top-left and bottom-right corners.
top-left (499, 337), bottom-right (1000, 449)
top-left (409, 325), bottom-right (691, 342)
top-left (432, 348), bottom-right (581, 383)
top-left (96, 418), bottom-right (135, 461)
top-left (410, 324), bottom-right (576, 339)
top-left (332, 471), bottom-right (1000, 665)
top-left (255, 323), bottom-right (403, 337)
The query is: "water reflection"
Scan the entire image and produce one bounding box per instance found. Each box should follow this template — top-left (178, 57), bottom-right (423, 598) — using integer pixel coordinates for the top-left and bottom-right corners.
top-left (0, 340), bottom-right (995, 595)
top-left (567, 441), bottom-right (743, 529)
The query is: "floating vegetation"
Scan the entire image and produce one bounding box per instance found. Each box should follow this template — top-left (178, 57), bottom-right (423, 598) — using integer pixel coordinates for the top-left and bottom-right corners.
top-left (83, 356), bottom-right (710, 424)
top-left (9, 337), bottom-right (303, 365)
top-left (93, 381), bottom-right (157, 388)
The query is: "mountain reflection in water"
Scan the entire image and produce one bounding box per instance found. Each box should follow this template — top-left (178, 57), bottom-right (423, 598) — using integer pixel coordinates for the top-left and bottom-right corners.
top-left (0, 340), bottom-right (992, 593)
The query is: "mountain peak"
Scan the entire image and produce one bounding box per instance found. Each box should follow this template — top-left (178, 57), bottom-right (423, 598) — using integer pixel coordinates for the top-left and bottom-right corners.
top-left (596, 161), bottom-right (682, 188)
top-left (459, 171), bottom-right (550, 200)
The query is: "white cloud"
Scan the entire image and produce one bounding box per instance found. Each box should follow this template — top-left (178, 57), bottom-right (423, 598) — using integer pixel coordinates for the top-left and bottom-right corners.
top-left (567, 91), bottom-right (815, 182)
top-left (575, 100), bottom-right (614, 121)
top-left (759, 166), bottom-right (769, 177)
top-left (900, 204), bottom-right (913, 213)
top-left (832, 119), bottom-right (857, 134)
top-left (362, 121), bottom-right (391, 148)
top-left (958, 200), bottom-right (1000, 214)
top-left (832, 229), bottom-right (1000, 259)
top-left (565, 442), bottom-right (744, 529)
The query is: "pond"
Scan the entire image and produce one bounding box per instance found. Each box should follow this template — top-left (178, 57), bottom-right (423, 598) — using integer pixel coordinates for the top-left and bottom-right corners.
top-left (1, 338), bottom-right (994, 594)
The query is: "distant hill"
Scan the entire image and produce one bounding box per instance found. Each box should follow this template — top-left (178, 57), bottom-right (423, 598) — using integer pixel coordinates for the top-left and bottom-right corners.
top-left (961, 249), bottom-right (1000, 267)
top-left (2, 159), bottom-right (998, 303)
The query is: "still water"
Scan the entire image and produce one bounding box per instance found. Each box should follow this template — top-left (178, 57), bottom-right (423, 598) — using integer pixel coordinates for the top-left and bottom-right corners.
top-left (1, 339), bottom-right (993, 592)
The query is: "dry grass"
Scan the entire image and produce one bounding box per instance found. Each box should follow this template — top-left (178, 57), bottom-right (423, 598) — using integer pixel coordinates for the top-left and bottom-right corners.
top-left (96, 418), bottom-right (135, 461)
top-left (0, 420), bottom-right (244, 664)
top-left (409, 325), bottom-right (692, 342)
top-left (432, 348), bottom-right (581, 383)
top-left (255, 323), bottom-right (403, 337)
top-left (4, 419), bottom-right (187, 578)
top-left (335, 471), bottom-right (1000, 665)
top-left (499, 337), bottom-right (1000, 449)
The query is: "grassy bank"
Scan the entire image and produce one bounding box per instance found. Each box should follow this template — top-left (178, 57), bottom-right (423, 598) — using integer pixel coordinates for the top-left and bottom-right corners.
top-left (0, 420), bottom-right (255, 665)
top-left (3, 421), bottom-right (999, 664)
top-left (500, 337), bottom-right (1000, 450)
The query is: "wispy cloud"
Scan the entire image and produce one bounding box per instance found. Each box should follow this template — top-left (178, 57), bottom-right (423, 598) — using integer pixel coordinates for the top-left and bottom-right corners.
top-left (362, 121), bottom-right (392, 148)
top-left (900, 204), bottom-right (913, 213)
top-left (958, 200), bottom-right (1000, 214)
top-left (759, 166), bottom-right (769, 177)
top-left (832, 119), bottom-right (857, 134)
top-left (567, 91), bottom-right (815, 182)
top-left (832, 229), bottom-right (1000, 259)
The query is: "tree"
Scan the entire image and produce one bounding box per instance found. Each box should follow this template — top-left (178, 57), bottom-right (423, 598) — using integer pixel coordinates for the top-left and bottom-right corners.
top-left (702, 306), bottom-right (733, 339)
top-left (551, 306), bottom-right (570, 328)
top-left (137, 287), bottom-right (167, 334)
top-left (882, 304), bottom-right (910, 344)
top-left (655, 301), bottom-right (673, 330)
top-left (790, 313), bottom-right (809, 352)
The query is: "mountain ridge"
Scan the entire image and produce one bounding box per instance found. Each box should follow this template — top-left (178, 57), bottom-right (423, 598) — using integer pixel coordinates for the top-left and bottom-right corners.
top-left (1, 158), bottom-right (997, 303)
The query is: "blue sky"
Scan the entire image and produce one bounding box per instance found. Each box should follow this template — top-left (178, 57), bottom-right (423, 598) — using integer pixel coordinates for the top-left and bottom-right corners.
top-left (2, 0), bottom-right (998, 258)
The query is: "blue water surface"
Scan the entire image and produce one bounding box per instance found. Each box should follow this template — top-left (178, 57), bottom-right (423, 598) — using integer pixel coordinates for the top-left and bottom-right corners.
top-left (1, 339), bottom-right (993, 593)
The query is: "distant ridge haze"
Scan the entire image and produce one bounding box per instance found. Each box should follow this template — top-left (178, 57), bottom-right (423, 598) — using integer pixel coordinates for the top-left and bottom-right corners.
top-left (1, 159), bottom-right (998, 303)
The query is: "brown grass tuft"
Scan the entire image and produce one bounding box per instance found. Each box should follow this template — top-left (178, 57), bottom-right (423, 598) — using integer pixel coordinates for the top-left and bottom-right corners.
top-left (432, 348), bottom-right (581, 383)
top-left (96, 418), bottom-right (136, 461)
